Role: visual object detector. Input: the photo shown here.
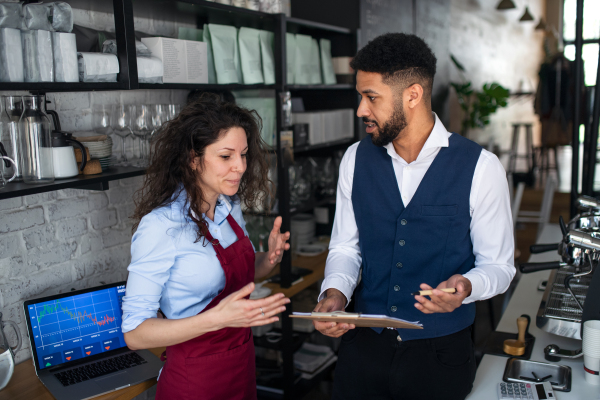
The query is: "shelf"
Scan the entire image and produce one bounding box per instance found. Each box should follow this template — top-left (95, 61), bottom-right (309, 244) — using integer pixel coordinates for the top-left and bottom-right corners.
top-left (0, 166), bottom-right (145, 200)
top-left (285, 17), bottom-right (352, 34)
top-left (138, 83), bottom-right (276, 91)
top-left (286, 84), bottom-right (354, 91)
top-left (293, 138), bottom-right (355, 154)
top-left (133, 0), bottom-right (278, 31)
top-left (0, 82), bottom-right (128, 93)
top-left (172, 0), bottom-right (275, 18)
top-left (261, 251), bottom-right (327, 298)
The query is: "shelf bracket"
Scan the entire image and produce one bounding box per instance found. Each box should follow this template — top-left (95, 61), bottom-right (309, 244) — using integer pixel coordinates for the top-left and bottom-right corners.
top-left (78, 181), bottom-right (110, 191)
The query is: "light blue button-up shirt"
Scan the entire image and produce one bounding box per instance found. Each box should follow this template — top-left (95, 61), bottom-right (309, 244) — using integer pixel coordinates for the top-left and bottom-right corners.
top-left (121, 190), bottom-right (252, 333)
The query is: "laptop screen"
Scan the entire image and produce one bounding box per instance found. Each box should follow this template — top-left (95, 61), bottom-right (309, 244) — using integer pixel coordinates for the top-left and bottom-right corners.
top-left (24, 282), bottom-right (127, 371)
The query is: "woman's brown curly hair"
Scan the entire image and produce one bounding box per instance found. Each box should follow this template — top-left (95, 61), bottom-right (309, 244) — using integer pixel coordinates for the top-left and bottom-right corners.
top-left (132, 93), bottom-right (272, 242)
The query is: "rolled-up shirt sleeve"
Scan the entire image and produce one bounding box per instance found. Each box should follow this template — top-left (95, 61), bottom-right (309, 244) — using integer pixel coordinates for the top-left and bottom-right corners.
top-left (121, 213), bottom-right (176, 333)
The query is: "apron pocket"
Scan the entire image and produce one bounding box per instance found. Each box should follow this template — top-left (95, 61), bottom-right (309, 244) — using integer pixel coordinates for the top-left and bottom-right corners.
top-left (184, 337), bottom-right (256, 400)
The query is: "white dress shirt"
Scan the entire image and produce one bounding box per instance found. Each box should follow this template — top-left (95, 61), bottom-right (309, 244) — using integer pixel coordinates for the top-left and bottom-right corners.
top-left (320, 113), bottom-right (516, 305)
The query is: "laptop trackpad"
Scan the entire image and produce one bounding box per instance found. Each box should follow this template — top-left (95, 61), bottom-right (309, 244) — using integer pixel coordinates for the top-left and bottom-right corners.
top-left (94, 371), bottom-right (132, 391)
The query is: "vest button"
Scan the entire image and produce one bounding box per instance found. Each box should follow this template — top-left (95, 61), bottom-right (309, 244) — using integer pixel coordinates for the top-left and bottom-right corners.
top-left (401, 219), bottom-right (407, 225)
top-left (391, 306), bottom-right (397, 312)
top-left (394, 285), bottom-right (400, 292)
top-left (396, 262), bottom-right (403, 268)
top-left (399, 240), bottom-right (405, 246)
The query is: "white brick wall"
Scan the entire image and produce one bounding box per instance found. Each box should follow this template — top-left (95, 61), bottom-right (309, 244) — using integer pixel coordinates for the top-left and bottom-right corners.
top-left (0, 177), bottom-right (145, 362)
top-left (0, 88), bottom-right (188, 400)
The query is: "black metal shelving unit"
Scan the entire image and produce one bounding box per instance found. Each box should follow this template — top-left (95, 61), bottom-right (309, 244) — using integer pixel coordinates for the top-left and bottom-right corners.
top-left (0, 166), bottom-right (145, 200)
top-left (0, 1), bottom-right (358, 398)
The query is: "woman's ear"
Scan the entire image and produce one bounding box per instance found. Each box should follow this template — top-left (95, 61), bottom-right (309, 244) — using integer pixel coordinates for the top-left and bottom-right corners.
top-left (189, 152), bottom-right (200, 172)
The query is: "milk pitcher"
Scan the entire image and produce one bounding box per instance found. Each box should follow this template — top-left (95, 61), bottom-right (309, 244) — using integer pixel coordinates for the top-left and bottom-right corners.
top-left (0, 312), bottom-right (22, 391)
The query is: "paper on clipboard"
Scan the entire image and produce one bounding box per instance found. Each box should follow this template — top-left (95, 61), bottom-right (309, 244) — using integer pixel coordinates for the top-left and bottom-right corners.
top-left (290, 311), bottom-right (423, 329)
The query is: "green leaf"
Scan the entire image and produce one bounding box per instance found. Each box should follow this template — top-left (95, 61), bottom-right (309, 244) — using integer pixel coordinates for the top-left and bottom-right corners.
top-left (450, 54), bottom-right (466, 72)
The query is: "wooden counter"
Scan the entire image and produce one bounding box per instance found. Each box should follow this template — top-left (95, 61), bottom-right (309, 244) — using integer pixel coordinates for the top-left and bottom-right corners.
top-left (260, 251), bottom-right (328, 298)
top-left (0, 347), bottom-right (165, 400)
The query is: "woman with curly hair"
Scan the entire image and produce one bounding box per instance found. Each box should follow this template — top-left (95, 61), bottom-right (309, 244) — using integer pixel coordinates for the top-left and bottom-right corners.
top-left (120, 93), bottom-right (290, 400)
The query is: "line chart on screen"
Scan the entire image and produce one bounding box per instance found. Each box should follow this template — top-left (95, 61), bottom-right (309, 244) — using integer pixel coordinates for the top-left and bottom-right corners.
top-left (31, 289), bottom-right (121, 349)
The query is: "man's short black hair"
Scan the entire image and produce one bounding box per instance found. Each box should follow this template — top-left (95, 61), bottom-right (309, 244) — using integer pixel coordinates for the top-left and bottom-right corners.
top-left (350, 33), bottom-right (437, 101)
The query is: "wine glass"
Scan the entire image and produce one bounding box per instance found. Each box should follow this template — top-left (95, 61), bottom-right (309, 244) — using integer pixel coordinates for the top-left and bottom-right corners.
top-left (150, 104), bottom-right (167, 138)
top-left (112, 104), bottom-right (132, 166)
top-left (132, 105), bottom-right (152, 167)
top-left (92, 104), bottom-right (112, 136)
top-left (166, 104), bottom-right (181, 121)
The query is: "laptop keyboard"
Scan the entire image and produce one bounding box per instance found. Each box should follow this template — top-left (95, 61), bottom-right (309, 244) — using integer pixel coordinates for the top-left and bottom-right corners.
top-left (54, 352), bottom-right (148, 386)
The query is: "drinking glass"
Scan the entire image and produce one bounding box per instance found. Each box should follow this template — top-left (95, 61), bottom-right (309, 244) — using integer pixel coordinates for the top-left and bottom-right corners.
top-left (166, 104), bottom-right (181, 121)
top-left (92, 104), bottom-right (112, 136)
top-left (112, 104), bottom-right (132, 165)
top-left (150, 104), bottom-right (168, 138)
top-left (1, 96), bottom-right (23, 181)
top-left (132, 105), bottom-right (152, 167)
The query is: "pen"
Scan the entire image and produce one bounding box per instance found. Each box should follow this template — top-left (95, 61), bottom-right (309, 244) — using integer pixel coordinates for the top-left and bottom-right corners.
top-left (411, 288), bottom-right (457, 296)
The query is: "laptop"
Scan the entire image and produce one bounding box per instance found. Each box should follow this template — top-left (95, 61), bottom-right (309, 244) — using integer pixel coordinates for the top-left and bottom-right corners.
top-left (23, 281), bottom-right (164, 400)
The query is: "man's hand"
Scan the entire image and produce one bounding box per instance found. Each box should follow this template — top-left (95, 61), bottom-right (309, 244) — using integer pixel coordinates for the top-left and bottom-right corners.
top-left (313, 289), bottom-right (355, 338)
top-left (414, 275), bottom-right (472, 314)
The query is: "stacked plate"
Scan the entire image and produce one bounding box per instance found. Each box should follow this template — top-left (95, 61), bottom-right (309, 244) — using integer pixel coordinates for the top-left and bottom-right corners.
top-left (291, 213), bottom-right (316, 252)
top-left (78, 136), bottom-right (113, 172)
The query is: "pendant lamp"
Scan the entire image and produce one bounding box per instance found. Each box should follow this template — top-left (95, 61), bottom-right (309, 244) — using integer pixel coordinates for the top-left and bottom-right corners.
top-left (520, 6), bottom-right (534, 22)
top-left (496, 0), bottom-right (516, 10)
top-left (535, 18), bottom-right (546, 30)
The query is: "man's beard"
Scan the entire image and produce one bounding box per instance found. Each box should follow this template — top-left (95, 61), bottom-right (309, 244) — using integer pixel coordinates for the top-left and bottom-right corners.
top-left (365, 103), bottom-right (407, 147)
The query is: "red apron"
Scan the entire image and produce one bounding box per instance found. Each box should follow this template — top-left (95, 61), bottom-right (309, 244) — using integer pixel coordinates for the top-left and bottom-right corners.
top-left (156, 214), bottom-right (257, 400)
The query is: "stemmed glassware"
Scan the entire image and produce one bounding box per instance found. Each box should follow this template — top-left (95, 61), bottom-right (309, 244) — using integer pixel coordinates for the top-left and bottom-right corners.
top-left (92, 104), bottom-right (112, 136)
top-left (166, 104), bottom-right (181, 121)
top-left (112, 104), bottom-right (133, 166)
top-left (150, 104), bottom-right (167, 139)
top-left (132, 105), bottom-right (152, 167)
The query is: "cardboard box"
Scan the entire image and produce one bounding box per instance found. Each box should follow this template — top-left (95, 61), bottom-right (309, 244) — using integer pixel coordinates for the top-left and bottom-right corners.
top-left (293, 109), bottom-right (354, 145)
top-left (141, 37), bottom-right (208, 84)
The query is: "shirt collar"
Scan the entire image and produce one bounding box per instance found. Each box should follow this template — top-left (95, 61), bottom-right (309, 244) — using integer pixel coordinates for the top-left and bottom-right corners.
top-left (177, 188), bottom-right (233, 225)
top-left (383, 112), bottom-right (449, 163)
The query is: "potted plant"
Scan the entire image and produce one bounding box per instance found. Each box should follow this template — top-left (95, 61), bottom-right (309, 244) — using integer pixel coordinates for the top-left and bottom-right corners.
top-left (450, 55), bottom-right (510, 138)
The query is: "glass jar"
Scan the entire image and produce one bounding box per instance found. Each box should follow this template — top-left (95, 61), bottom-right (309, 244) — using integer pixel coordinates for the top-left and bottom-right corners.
top-left (0, 96), bottom-right (23, 181)
top-left (19, 95), bottom-right (54, 184)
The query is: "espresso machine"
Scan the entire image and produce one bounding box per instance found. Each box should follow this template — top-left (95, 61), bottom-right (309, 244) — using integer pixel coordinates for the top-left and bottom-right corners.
top-left (519, 197), bottom-right (600, 361)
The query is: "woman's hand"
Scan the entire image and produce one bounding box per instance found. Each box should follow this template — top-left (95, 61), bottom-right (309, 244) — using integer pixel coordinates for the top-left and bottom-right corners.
top-left (208, 282), bottom-right (290, 330)
top-left (267, 216), bottom-right (291, 265)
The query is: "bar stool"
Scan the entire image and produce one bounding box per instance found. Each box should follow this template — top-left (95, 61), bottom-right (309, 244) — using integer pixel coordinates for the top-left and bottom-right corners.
top-left (537, 146), bottom-right (560, 187)
top-left (508, 123), bottom-right (535, 176)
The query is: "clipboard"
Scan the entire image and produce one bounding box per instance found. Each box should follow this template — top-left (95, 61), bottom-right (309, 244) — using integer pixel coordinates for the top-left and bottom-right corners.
top-left (290, 312), bottom-right (423, 329)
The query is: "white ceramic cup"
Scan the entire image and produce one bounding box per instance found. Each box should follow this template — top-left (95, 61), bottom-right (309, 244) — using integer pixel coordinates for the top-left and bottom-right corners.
top-left (584, 354), bottom-right (600, 385)
top-left (583, 321), bottom-right (600, 358)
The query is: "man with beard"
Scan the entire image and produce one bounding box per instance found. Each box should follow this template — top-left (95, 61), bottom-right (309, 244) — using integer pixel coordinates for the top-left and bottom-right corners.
top-left (313, 33), bottom-right (515, 400)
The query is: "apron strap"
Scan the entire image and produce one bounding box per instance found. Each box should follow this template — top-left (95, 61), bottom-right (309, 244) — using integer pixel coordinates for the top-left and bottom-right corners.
top-left (226, 214), bottom-right (248, 241)
top-left (203, 225), bottom-right (221, 247)
top-left (204, 214), bottom-right (247, 247)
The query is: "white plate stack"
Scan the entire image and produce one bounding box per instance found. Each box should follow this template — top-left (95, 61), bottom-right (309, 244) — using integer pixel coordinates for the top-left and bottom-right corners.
top-left (79, 136), bottom-right (113, 172)
top-left (291, 213), bottom-right (316, 252)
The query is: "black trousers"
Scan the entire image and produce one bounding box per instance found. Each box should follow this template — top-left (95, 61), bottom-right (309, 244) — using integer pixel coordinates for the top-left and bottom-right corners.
top-left (332, 326), bottom-right (476, 400)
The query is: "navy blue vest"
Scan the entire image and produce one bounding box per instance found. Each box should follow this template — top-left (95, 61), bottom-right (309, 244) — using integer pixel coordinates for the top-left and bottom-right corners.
top-left (352, 133), bottom-right (482, 340)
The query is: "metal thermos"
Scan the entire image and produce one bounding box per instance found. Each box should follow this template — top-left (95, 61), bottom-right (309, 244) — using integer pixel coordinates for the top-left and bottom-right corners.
top-left (19, 95), bottom-right (54, 184)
